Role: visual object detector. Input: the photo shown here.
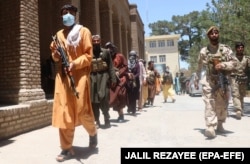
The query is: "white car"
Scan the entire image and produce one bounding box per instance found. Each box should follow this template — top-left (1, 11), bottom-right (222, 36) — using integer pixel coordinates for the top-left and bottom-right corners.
top-left (188, 71), bottom-right (205, 97)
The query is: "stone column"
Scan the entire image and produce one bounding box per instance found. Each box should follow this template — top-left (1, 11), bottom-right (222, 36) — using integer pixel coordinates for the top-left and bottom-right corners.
top-left (100, 9), bottom-right (113, 45)
top-left (80, 0), bottom-right (100, 34)
top-left (113, 22), bottom-right (122, 52)
top-left (0, 0), bottom-right (45, 104)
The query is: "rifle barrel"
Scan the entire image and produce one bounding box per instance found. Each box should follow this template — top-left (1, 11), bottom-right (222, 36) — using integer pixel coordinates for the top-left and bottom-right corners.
top-left (52, 35), bottom-right (79, 98)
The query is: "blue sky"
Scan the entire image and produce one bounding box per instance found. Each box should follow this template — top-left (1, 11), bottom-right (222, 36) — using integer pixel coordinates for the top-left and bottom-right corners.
top-left (128, 0), bottom-right (211, 69)
top-left (129, 0), bottom-right (211, 36)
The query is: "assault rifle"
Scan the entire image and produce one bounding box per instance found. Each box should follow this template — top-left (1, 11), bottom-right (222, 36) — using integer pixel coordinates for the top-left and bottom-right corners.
top-left (235, 75), bottom-right (248, 84)
top-left (211, 58), bottom-right (229, 95)
top-left (217, 72), bottom-right (228, 95)
top-left (214, 72), bottom-right (229, 115)
top-left (52, 35), bottom-right (79, 98)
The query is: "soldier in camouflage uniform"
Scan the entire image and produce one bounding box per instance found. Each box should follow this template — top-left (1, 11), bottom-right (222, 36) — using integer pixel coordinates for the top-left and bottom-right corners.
top-left (195, 26), bottom-right (237, 138)
top-left (230, 42), bottom-right (250, 120)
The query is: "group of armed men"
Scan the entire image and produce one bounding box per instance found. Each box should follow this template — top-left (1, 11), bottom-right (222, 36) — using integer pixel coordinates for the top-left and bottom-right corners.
top-left (50, 9), bottom-right (250, 161)
top-left (91, 25), bottom-right (250, 140)
top-left (90, 35), bottom-right (162, 129)
top-left (194, 26), bottom-right (250, 138)
top-left (49, 4), bottom-right (165, 161)
top-left (49, 6), bottom-right (250, 161)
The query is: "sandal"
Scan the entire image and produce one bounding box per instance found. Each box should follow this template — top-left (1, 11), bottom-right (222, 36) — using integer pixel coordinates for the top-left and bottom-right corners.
top-left (56, 149), bottom-right (75, 162)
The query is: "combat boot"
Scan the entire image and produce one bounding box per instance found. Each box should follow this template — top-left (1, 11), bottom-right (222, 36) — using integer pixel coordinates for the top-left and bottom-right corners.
top-left (216, 121), bottom-right (225, 133)
top-left (204, 126), bottom-right (216, 138)
top-left (236, 111), bottom-right (242, 120)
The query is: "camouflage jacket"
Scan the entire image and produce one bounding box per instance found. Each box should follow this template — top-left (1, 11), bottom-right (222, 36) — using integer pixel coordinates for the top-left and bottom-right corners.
top-left (231, 54), bottom-right (250, 77)
top-left (196, 43), bottom-right (237, 82)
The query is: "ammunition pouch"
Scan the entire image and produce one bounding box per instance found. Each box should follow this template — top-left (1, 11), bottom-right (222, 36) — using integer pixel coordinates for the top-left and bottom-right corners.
top-left (235, 75), bottom-right (248, 84)
top-left (91, 58), bottom-right (108, 73)
top-left (162, 75), bottom-right (172, 85)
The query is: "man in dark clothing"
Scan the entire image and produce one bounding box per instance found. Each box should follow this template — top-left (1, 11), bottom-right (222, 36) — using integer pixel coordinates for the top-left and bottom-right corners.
top-left (179, 72), bottom-right (187, 95)
top-left (127, 50), bottom-right (140, 115)
top-left (90, 35), bottom-right (117, 128)
top-left (105, 42), bottom-right (129, 122)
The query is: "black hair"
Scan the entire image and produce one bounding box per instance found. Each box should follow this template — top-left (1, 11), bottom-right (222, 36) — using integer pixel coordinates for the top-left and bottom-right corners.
top-left (235, 42), bottom-right (244, 48)
top-left (148, 61), bottom-right (154, 65)
top-left (61, 4), bottom-right (78, 15)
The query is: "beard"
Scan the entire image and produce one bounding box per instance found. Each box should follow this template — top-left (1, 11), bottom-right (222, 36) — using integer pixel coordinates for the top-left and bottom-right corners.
top-left (93, 44), bottom-right (101, 57)
top-left (209, 37), bottom-right (219, 46)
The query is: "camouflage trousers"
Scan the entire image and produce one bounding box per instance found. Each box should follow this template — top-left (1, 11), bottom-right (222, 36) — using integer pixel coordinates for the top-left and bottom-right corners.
top-left (202, 80), bottom-right (229, 127)
top-left (230, 77), bottom-right (247, 113)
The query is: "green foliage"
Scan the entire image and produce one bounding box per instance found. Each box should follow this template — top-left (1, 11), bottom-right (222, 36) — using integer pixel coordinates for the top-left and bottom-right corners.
top-left (148, 0), bottom-right (250, 72)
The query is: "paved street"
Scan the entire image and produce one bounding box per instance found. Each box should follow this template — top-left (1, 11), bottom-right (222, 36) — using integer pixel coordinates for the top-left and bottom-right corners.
top-left (1, 93), bottom-right (250, 164)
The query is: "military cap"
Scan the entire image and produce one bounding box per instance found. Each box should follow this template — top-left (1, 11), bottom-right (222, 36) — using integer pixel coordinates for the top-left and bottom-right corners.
top-left (206, 26), bottom-right (219, 35)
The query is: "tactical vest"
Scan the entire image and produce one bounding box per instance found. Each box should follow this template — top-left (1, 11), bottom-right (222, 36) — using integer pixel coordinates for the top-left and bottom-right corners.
top-left (91, 51), bottom-right (108, 73)
top-left (162, 72), bottom-right (173, 84)
top-left (147, 70), bottom-right (156, 85)
top-left (232, 55), bottom-right (248, 76)
top-left (206, 44), bottom-right (226, 76)
top-left (232, 55), bottom-right (249, 84)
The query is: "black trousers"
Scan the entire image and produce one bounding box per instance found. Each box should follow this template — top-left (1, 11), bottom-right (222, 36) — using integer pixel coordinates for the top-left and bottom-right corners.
top-left (92, 100), bottom-right (110, 122)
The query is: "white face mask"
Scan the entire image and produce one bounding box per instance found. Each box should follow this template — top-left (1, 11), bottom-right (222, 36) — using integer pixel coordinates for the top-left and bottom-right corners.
top-left (62, 13), bottom-right (75, 26)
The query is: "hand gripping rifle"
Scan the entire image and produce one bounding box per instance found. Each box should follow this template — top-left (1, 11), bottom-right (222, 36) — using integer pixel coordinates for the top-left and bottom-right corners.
top-left (217, 72), bottom-right (229, 95)
top-left (211, 58), bottom-right (229, 95)
top-left (52, 35), bottom-right (79, 98)
top-left (211, 58), bottom-right (229, 115)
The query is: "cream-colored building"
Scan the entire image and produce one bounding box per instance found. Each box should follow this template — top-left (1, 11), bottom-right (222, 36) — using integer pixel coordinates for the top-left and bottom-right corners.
top-left (145, 34), bottom-right (181, 76)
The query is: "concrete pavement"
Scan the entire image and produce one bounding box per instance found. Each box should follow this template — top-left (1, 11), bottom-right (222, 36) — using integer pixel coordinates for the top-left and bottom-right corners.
top-left (1, 93), bottom-right (250, 164)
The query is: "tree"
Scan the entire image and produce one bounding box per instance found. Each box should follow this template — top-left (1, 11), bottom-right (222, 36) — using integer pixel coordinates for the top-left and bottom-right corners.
top-left (207, 0), bottom-right (250, 54)
top-left (148, 11), bottom-right (209, 62)
top-left (148, 0), bottom-right (250, 72)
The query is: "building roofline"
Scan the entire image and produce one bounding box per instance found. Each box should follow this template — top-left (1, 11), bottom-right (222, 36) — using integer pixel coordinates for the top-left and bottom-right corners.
top-left (145, 34), bottom-right (181, 40)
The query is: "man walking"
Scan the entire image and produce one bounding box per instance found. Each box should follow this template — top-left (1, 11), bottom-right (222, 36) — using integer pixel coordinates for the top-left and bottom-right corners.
top-left (195, 26), bottom-right (237, 138)
top-left (90, 35), bottom-right (117, 128)
top-left (50, 4), bottom-right (97, 162)
top-left (162, 66), bottom-right (176, 103)
top-left (230, 42), bottom-right (250, 119)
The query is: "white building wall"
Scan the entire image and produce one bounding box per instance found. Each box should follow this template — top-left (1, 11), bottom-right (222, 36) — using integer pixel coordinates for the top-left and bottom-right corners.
top-left (145, 34), bottom-right (180, 76)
